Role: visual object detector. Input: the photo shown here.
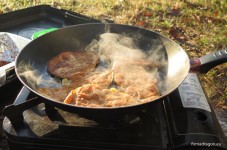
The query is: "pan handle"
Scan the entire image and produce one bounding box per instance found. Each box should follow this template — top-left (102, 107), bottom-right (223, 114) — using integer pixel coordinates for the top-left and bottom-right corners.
top-left (190, 49), bottom-right (227, 74)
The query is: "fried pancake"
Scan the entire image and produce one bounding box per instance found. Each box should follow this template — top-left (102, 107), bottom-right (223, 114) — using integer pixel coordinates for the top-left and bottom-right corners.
top-left (89, 70), bottom-right (113, 88)
top-left (113, 65), bottom-right (160, 102)
top-left (64, 84), bottom-right (138, 107)
top-left (48, 51), bottom-right (99, 79)
top-left (38, 69), bottom-right (113, 103)
top-left (69, 69), bottom-right (113, 88)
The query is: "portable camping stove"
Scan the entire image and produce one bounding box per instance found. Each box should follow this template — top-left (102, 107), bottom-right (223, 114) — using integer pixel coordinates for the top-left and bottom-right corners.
top-left (0, 5), bottom-right (226, 150)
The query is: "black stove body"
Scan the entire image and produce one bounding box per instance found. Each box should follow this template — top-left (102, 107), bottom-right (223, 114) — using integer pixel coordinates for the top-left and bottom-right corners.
top-left (0, 5), bottom-right (226, 150)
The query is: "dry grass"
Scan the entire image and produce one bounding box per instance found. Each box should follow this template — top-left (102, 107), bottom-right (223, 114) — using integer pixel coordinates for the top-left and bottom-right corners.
top-left (0, 0), bottom-right (226, 107)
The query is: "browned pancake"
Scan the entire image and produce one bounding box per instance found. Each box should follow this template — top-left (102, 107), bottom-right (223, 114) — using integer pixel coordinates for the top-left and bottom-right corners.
top-left (113, 65), bottom-right (160, 102)
top-left (47, 51), bottom-right (99, 79)
top-left (64, 84), bottom-right (138, 107)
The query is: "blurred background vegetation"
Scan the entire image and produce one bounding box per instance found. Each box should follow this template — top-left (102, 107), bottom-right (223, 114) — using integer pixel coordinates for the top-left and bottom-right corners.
top-left (0, 0), bottom-right (226, 108)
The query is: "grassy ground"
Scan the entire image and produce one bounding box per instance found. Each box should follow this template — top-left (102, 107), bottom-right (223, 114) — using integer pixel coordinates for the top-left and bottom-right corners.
top-left (0, 0), bottom-right (226, 108)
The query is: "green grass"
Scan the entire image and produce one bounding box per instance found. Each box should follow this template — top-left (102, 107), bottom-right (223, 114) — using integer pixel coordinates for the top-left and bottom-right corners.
top-left (0, 0), bottom-right (226, 107)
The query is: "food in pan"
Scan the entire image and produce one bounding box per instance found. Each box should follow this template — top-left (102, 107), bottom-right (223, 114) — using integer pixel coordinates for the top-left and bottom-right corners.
top-left (64, 84), bottom-right (138, 107)
top-left (47, 51), bottom-right (99, 79)
top-left (38, 52), bottom-right (160, 107)
top-left (38, 69), bottom-right (114, 103)
top-left (114, 66), bottom-right (159, 102)
top-left (38, 33), bottom-right (161, 107)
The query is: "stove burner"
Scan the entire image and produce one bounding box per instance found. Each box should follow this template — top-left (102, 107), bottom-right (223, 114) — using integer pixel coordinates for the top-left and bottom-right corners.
top-left (44, 102), bottom-right (155, 129)
top-left (3, 87), bottom-right (168, 149)
top-left (3, 84), bottom-right (226, 150)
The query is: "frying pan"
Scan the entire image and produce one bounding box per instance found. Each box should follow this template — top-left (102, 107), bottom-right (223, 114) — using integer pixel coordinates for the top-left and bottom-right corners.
top-left (13, 23), bottom-right (227, 124)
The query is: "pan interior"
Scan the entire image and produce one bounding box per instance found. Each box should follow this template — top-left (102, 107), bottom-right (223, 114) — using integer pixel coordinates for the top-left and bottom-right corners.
top-left (16, 23), bottom-right (190, 107)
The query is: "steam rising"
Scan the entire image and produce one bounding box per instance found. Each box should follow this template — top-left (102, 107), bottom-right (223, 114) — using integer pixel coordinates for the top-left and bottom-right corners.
top-left (18, 30), bottom-right (168, 95)
top-left (18, 61), bottom-right (62, 90)
top-left (88, 33), bottom-right (146, 66)
top-left (85, 32), bottom-right (167, 90)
